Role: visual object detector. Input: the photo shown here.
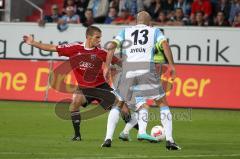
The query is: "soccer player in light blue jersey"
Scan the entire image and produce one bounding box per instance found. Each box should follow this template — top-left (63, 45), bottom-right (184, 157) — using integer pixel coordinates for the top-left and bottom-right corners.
top-left (118, 28), bottom-right (169, 142)
top-left (103, 11), bottom-right (181, 150)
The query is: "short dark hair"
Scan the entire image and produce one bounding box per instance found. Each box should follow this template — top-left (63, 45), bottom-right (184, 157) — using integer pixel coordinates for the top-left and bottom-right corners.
top-left (86, 8), bottom-right (93, 12)
top-left (86, 26), bottom-right (101, 36)
top-left (159, 28), bottom-right (164, 34)
top-left (109, 7), bottom-right (118, 12)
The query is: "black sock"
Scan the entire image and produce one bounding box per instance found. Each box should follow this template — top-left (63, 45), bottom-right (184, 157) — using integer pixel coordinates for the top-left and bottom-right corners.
top-left (133, 124), bottom-right (139, 130)
top-left (123, 119), bottom-right (139, 130)
top-left (71, 111), bottom-right (81, 137)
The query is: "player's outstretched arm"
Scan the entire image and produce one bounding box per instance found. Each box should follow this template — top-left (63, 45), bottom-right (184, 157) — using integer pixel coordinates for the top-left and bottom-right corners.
top-left (106, 42), bottom-right (117, 67)
top-left (162, 40), bottom-right (176, 80)
top-left (23, 35), bottom-right (57, 52)
top-left (104, 41), bottom-right (118, 81)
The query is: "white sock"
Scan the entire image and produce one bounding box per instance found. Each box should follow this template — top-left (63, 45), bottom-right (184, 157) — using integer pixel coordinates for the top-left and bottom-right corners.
top-left (105, 106), bottom-right (120, 141)
top-left (160, 106), bottom-right (174, 142)
top-left (123, 112), bottom-right (138, 134)
top-left (138, 108), bottom-right (148, 135)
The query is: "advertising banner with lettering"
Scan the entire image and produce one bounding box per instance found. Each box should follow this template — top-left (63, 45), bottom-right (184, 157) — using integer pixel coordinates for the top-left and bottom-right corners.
top-left (0, 60), bottom-right (73, 101)
top-left (0, 23), bottom-right (240, 66)
top-left (1, 60), bottom-right (240, 109)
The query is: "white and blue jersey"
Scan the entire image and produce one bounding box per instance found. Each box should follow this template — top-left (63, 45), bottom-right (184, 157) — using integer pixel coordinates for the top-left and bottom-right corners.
top-left (113, 24), bottom-right (166, 109)
top-left (114, 24), bottom-right (166, 76)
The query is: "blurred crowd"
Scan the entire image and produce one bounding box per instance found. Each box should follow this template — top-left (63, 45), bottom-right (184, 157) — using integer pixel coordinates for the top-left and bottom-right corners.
top-left (41, 0), bottom-right (240, 29)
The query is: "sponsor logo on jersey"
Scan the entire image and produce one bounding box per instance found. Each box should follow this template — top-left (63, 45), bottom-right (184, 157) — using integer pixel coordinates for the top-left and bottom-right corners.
top-left (79, 61), bottom-right (94, 70)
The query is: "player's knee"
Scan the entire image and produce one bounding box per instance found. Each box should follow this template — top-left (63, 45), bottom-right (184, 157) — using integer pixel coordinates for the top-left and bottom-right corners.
top-left (71, 95), bottom-right (85, 110)
top-left (70, 102), bottom-right (80, 111)
top-left (115, 100), bottom-right (124, 108)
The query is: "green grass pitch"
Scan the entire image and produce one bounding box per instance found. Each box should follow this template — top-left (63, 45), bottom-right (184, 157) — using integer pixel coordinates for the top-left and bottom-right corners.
top-left (0, 101), bottom-right (240, 159)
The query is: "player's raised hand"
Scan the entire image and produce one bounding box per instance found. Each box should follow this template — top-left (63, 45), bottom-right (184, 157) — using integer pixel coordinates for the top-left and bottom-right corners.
top-left (23, 35), bottom-right (34, 45)
top-left (22, 35), bottom-right (57, 52)
top-left (169, 64), bottom-right (176, 81)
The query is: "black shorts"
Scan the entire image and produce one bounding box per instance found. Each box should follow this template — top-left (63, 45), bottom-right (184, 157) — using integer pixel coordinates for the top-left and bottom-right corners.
top-left (75, 83), bottom-right (115, 110)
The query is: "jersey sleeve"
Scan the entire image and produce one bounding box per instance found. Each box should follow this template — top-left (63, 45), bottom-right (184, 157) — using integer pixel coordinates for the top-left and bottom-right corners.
top-left (113, 29), bottom-right (125, 47)
top-left (111, 56), bottom-right (120, 65)
top-left (155, 29), bottom-right (167, 46)
top-left (56, 42), bottom-right (80, 57)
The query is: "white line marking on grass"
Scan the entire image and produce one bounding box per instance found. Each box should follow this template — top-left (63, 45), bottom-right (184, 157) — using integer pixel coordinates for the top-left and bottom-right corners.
top-left (0, 152), bottom-right (104, 156)
top-left (70, 154), bottom-right (240, 159)
top-left (0, 152), bottom-right (64, 155)
top-left (183, 142), bottom-right (240, 145)
top-left (1, 152), bottom-right (240, 159)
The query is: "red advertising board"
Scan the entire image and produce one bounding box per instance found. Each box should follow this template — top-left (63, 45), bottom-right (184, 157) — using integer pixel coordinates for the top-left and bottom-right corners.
top-left (0, 60), bottom-right (240, 109)
top-left (161, 65), bottom-right (240, 109)
top-left (0, 60), bottom-right (50, 101)
top-left (0, 60), bottom-right (73, 101)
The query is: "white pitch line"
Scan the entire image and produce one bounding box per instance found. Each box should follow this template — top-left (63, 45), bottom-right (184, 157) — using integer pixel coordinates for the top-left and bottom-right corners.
top-left (1, 152), bottom-right (240, 159)
top-left (67, 154), bottom-right (240, 159)
top-left (0, 152), bottom-right (65, 155)
top-left (183, 142), bottom-right (240, 145)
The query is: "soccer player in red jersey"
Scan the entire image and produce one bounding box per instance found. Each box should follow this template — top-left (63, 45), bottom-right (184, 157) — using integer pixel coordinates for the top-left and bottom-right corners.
top-left (23, 26), bottom-right (128, 144)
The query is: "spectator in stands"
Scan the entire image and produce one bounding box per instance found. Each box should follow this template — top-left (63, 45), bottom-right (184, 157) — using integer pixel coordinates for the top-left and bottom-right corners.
top-left (146, 0), bottom-right (163, 20)
top-left (109, 0), bottom-right (119, 9)
top-left (142, 0), bottom-right (152, 10)
top-left (167, 8), bottom-right (189, 26)
top-left (166, 10), bottom-right (175, 21)
top-left (174, 0), bottom-right (192, 16)
top-left (190, 0), bottom-right (212, 22)
top-left (189, 10), bottom-right (196, 25)
top-left (57, 6), bottom-right (80, 31)
top-left (61, 6), bottom-right (80, 24)
top-left (232, 11), bottom-right (240, 27)
top-left (211, 0), bottom-right (218, 6)
top-left (75, 0), bottom-right (89, 22)
top-left (162, 0), bottom-right (175, 13)
top-left (111, 8), bottom-right (135, 25)
top-left (82, 9), bottom-right (94, 27)
top-left (143, 0), bottom-right (154, 11)
top-left (229, 0), bottom-right (240, 24)
top-left (213, 11), bottom-right (230, 26)
top-left (63, 0), bottom-right (78, 14)
top-left (213, 0), bottom-right (231, 20)
top-left (151, 11), bottom-right (168, 26)
top-left (87, 0), bottom-right (109, 23)
top-left (44, 4), bottom-right (62, 23)
top-left (192, 10), bottom-right (208, 26)
top-left (104, 7), bottom-right (118, 24)
top-left (119, 0), bottom-right (144, 17)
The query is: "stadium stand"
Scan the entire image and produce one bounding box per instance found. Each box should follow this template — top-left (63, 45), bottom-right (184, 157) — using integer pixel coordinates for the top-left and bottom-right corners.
top-left (26, 0), bottom-right (64, 22)
top-left (22, 0), bottom-right (240, 27)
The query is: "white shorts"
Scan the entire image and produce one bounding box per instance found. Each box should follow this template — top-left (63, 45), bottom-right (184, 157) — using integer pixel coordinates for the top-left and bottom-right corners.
top-left (116, 71), bottom-right (165, 110)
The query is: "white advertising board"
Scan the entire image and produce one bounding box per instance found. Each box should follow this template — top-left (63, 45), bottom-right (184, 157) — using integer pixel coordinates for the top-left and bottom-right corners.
top-left (0, 23), bottom-right (239, 65)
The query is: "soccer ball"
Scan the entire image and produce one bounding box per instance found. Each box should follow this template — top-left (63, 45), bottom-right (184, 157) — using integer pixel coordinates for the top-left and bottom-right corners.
top-left (151, 125), bottom-right (166, 141)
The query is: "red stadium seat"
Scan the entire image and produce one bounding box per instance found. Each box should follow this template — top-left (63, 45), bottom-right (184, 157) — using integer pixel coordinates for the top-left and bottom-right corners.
top-left (26, 0), bottom-right (63, 22)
